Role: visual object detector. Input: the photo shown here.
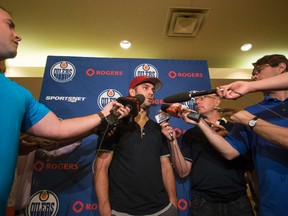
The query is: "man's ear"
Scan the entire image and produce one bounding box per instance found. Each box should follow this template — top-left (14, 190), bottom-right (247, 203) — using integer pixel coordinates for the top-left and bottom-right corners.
top-left (214, 98), bottom-right (221, 107)
top-left (129, 88), bottom-right (136, 96)
top-left (278, 62), bottom-right (287, 73)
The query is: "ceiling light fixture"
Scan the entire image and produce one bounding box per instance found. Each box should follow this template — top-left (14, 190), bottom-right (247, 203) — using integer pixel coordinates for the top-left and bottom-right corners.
top-left (241, 43), bottom-right (252, 51)
top-left (120, 40), bottom-right (132, 49)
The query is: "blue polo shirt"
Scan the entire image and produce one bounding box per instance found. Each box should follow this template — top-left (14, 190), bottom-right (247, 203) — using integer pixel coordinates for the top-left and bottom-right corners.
top-left (226, 95), bottom-right (288, 216)
top-left (0, 73), bottom-right (50, 214)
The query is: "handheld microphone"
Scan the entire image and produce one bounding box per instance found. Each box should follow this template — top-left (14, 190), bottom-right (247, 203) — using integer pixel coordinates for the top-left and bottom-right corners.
top-left (155, 111), bottom-right (174, 140)
top-left (105, 94), bottom-right (145, 126)
top-left (160, 103), bottom-right (188, 118)
top-left (163, 89), bottom-right (217, 103)
top-left (116, 94), bottom-right (145, 117)
top-left (155, 111), bottom-right (171, 124)
top-left (161, 103), bottom-right (201, 122)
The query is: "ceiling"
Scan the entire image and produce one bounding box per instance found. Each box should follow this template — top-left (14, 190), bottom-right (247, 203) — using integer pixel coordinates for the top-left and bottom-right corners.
top-left (2, 0), bottom-right (288, 75)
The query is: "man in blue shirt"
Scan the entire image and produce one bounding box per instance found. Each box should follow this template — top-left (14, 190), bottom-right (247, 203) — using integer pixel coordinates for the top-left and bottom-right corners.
top-left (0, 6), bottom-right (130, 215)
top-left (181, 54), bottom-right (288, 216)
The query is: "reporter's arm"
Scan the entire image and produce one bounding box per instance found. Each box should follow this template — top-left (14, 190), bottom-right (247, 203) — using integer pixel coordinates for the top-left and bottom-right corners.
top-left (253, 119), bottom-right (288, 149)
top-left (94, 151), bottom-right (113, 216)
top-left (160, 156), bottom-right (178, 208)
top-left (231, 110), bottom-right (288, 149)
top-left (182, 112), bottom-right (240, 160)
top-left (197, 119), bottom-right (240, 160)
top-left (27, 101), bottom-right (130, 140)
top-left (217, 73), bottom-right (288, 99)
top-left (251, 72), bottom-right (288, 92)
top-left (160, 122), bottom-right (192, 178)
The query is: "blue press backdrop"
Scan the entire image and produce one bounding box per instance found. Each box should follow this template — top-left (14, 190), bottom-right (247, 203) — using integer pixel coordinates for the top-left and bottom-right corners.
top-left (29, 56), bottom-right (211, 216)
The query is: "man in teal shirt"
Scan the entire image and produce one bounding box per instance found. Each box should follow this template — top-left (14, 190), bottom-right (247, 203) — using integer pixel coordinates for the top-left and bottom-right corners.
top-left (0, 6), bottom-right (130, 215)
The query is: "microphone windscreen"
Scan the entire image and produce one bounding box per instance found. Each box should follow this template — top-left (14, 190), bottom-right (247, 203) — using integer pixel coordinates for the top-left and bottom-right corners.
top-left (135, 94), bottom-right (145, 104)
top-left (163, 92), bottom-right (191, 103)
top-left (116, 97), bottom-right (125, 102)
top-left (189, 89), bottom-right (217, 97)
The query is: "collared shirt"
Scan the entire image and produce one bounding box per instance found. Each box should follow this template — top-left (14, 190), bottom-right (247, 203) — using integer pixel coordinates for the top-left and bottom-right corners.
top-left (99, 119), bottom-right (170, 215)
top-left (226, 94), bottom-right (288, 216)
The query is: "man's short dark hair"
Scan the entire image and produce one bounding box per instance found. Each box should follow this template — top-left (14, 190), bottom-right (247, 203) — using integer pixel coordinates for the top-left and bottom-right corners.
top-left (253, 54), bottom-right (288, 72)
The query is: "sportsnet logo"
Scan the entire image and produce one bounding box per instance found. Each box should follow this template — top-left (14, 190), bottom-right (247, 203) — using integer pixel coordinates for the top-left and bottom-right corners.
top-left (97, 89), bottom-right (123, 110)
top-left (134, 63), bottom-right (159, 78)
top-left (26, 190), bottom-right (59, 216)
top-left (45, 95), bottom-right (86, 103)
top-left (50, 61), bottom-right (76, 83)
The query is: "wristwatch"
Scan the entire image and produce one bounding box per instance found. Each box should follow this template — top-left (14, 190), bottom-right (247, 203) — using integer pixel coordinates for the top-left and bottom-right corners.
top-left (248, 116), bottom-right (258, 129)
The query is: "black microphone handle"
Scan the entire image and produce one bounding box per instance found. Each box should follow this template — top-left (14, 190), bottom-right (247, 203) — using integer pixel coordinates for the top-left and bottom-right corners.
top-left (187, 112), bottom-right (201, 122)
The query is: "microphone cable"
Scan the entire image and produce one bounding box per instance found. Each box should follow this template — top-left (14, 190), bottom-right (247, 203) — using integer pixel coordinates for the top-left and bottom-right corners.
top-left (231, 89), bottom-right (288, 121)
top-left (61, 122), bottom-right (112, 216)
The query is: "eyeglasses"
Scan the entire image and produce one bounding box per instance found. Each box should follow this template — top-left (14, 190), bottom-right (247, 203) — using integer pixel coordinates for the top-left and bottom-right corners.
top-left (194, 95), bottom-right (218, 102)
top-left (252, 64), bottom-right (270, 76)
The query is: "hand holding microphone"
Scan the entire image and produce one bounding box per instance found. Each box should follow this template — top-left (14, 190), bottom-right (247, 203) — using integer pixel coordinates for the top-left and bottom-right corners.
top-left (102, 101), bottom-right (130, 119)
top-left (157, 103), bottom-right (201, 140)
top-left (155, 111), bottom-right (174, 141)
top-left (160, 103), bottom-right (188, 118)
top-left (160, 103), bottom-right (201, 122)
top-left (104, 94), bottom-right (145, 126)
top-left (160, 121), bottom-right (176, 141)
top-left (116, 94), bottom-right (145, 117)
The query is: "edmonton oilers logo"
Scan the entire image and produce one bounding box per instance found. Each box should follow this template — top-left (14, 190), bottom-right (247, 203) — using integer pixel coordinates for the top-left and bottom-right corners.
top-left (183, 90), bottom-right (198, 110)
top-left (134, 63), bottom-right (159, 78)
top-left (97, 89), bottom-right (123, 110)
top-left (50, 61), bottom-right (76, 83)
top-left (26, 190), bottom-right (59, 216)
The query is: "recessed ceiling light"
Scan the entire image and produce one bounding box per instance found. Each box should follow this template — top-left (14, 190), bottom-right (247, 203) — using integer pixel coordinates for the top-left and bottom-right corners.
top-left (241, 43), bottom-right (252, 51)
top-left (120, 40), bottom-right (132, 49)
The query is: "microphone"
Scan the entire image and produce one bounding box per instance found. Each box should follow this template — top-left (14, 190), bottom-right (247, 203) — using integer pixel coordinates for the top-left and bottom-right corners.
top-left (155, 111), bottom-right (171, 124)
top-left (160, 103), bottom-right (188, 118)
top-left (105, 94), bottom-right (145, 126)
top-left (155, 111), bottom-right (174, 140)
top-left (161, 103), bottom-right (201, 122)
top-left (116, 94), bottom-right (145, 117)
top-left (163, 89), bottom-right (217, 103)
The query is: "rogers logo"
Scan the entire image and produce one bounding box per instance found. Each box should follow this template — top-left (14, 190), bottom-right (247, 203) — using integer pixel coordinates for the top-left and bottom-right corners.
top-left (174, 128), bottom-right (187, 138)
top-left (34, 160), bottom-right (45, 172)
top-left (33, 160), bottom-right (79, 172)
top-left (45, 163), bottom-right (79, 170)
top-left (72, 201), bottom-right (98, 213)
top-left (86, 69), bottom-right (123, 77)
top-left (168, 71), bottom-right (203, 79)
top-left (178, 198), bottom-right (191, 211)
top-left (152, 99), bottom-right (164, 105)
